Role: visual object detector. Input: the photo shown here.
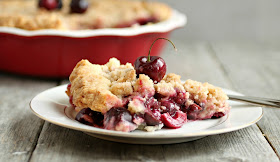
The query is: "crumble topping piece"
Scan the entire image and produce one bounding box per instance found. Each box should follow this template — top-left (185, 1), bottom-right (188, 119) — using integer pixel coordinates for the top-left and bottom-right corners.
top-left (103, 58), bottom-right (136, 82)
top-left (110, 82), bottom-right (133, 97)
top-left (155, 81), bottom-right (177, 97)
top-left (70, 74), bottom-right (122, 114)
top-left (109, 68), bottom-right (136, 83)
top-left (183, 79), bottom-right (230, 119)
top-left (155, 73), bottom-right (186, 97)
top-left (183, 79), bottom-right (228, 105)
top-left (69, 59), bottom-right (123, 113)
top-left (133, 74), bottom-right (155, 98)
top-left (128, 96), bottom-right (146, 114)
top-left (144, 123), bottom-right (164, 132)
top-left (163, 73), bottom-right (182, 83)
top-left (104, 57), bottom-right (121, 71)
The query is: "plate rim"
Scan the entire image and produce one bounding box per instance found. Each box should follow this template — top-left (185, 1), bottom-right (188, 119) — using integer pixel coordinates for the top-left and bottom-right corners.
top-left (29, 84), bottom-right (263, 139)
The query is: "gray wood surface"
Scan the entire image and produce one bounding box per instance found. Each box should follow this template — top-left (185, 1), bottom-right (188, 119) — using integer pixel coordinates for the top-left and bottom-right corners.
top-left (0, 75), bottom-right (56, 162)
top-left (1, 40), bottom-right (280, 162)
top-left (211, 42), bottom-right (280, 159)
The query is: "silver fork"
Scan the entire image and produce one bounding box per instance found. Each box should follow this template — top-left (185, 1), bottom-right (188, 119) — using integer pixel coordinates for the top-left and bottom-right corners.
top-left (228, 95), bottom-right (280, 108)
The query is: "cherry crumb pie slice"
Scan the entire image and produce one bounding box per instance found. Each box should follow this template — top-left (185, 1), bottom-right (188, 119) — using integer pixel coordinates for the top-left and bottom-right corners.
top-left (66, 58), bottom-right (231, 132)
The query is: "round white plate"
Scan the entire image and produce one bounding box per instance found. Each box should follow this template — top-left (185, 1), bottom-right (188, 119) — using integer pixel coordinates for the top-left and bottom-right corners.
top-left (30, 84), bottom-right (263, 144)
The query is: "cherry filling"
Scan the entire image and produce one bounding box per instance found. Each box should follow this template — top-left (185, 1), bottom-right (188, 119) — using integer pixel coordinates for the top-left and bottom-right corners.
top-left (160, 99), bottom-right (179, 117)
top-left (136, 17), bottom-right (158, 25)
top-left (141, 91), bottom-right (190, 127)
top-left (186, 103), bottom-right (203, 120)
top-left (172, 92), bottom-right (188, 106)
top-left (75, 108), bottom-right (104, 127)
top-left (103, 107), bottom-right (137, 132)
top-left (212, 112), bottom-right (225, 119)
top-left (144, 109), bottom-right (161, 126)
top-left (132, 114), bottom-right (145, 125)
top-left (161, 111), bottom-right (187, 128)
top-left (73, 90), bottom-right (223, 131)
top-left (115, 17), bottom-right (159, 28)
top-left (38, 0), bottom-right (62, 10)
top-left (66, 84), bottom-right (75, 106)
top-left (143, 98), bottom-right (162, 126)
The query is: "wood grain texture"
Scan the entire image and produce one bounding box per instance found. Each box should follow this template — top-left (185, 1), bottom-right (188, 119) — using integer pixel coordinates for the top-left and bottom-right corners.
top-left (27, 41), bottom-right (279, 161)
top-left (211, 41), bottom-right (280, 158)
top-left (29, 123), bottom-right (278, 162)
top-left (0, 74), bottom-right (56, 162)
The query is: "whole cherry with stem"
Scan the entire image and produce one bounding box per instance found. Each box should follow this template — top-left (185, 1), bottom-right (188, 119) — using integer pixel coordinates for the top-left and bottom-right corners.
top-left (134, 38), bottom-right (177, 83)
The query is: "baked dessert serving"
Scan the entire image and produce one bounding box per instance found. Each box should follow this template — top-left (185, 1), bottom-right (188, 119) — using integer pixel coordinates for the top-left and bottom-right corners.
top-left (65, 38), bottom-right (231, 132)
top-left (0, 0), bottom-right (171, 30)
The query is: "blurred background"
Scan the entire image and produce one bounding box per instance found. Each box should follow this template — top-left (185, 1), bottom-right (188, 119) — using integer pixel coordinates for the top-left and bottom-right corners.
top-left (3, 0), bottom-right (280, 42)
top-left (160, 0), bottom-right (280, 43)
top-left (0, 0), bottom-right (279, 78)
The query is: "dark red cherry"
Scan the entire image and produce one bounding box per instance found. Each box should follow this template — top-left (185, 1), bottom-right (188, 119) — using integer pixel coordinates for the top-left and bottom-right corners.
top-left (144, 97), bottom-right (160, 110)
top-left (132, 114), bottom-right (145, 125)
top-left (70, 0), bottom-right (89, 13)
top-left (75, 108), bottom-right (104, 126)
top-left (38, 0), bottom-right (61, 10)
top-left (144, 109), bottom-right (162, 126)
top-left (186, 103), bottom-right (203, 120)
top-left (172, 92), bottom-right (188, 105)
top-left (136, 17), bottom-right (158, 25)
top-left (134, 38), bottom-right (176, 83)
top-left (212, 112), bottom-right (225, 119)
top-left (134, 56), bottom-right (166, 83)
top-left (160, 99), bottom-right (179, 117)
top-left (189, 104), bottom-right (203, 112)
top-left (161, 110), bottom-right (187, 128)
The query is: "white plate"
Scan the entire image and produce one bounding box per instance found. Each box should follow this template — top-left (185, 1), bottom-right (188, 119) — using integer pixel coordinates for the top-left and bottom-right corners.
top-left (30, 84), bottom-right (263, 144)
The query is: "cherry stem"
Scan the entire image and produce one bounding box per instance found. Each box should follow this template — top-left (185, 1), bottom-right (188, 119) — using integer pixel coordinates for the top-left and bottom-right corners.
top-left (148, 38), bottom-right (177, 62)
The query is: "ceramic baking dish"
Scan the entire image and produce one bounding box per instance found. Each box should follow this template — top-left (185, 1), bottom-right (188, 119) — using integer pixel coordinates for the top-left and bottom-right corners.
top-left (0, 9), bottom-right (186, 77)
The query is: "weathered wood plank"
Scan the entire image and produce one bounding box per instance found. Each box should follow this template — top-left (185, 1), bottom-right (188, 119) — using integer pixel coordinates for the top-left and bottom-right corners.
top-left (211, 41), bottom-right (280, 158)
top-left (30, 123), bottom-right (276, 162)
top-left (28, 40), bottom-right (279, 161)
top-left (0, 74), bottom-right (57, 162)
top-left (162, 125), bottom-right (277, 161)
top-left (30, 123), bottom-right (166, 162)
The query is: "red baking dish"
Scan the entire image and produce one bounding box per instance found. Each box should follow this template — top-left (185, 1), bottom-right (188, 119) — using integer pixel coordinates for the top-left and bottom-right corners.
top-left (0, 10), bottom-right (186, 78)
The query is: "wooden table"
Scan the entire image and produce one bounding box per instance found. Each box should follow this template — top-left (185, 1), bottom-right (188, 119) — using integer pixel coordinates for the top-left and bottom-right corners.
top-left (1, 40), bottom-right (279, 162)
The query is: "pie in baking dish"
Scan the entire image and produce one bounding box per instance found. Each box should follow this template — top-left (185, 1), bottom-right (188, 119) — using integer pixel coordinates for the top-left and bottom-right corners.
top-left (0, 0), bottom-right (171, 30)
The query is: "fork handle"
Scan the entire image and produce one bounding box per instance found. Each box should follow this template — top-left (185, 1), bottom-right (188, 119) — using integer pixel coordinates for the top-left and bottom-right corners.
top-left (228, 95), bottom-right (280, 108)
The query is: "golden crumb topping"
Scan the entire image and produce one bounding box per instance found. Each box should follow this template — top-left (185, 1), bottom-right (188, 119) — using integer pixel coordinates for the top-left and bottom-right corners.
top-left (183, 79), bottom-right (229, 117)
